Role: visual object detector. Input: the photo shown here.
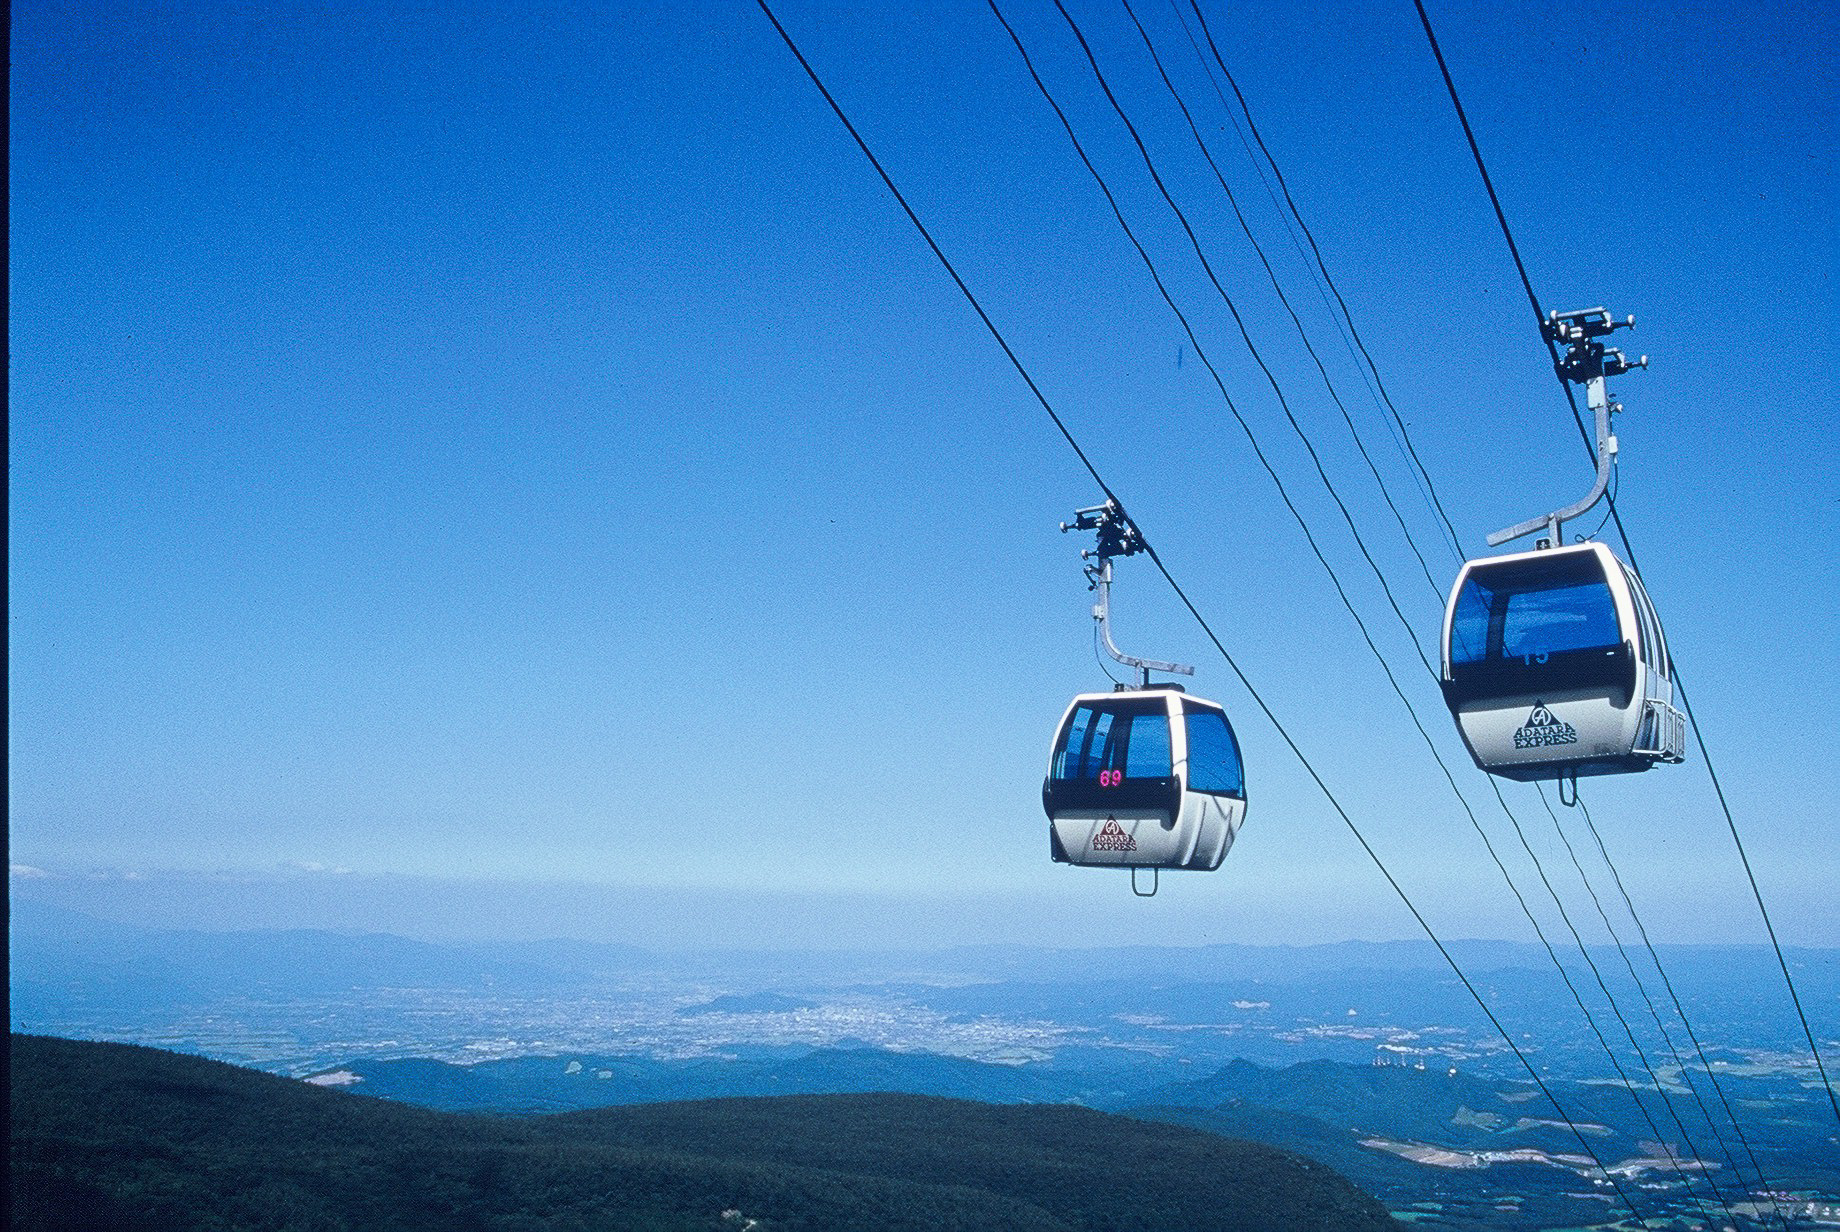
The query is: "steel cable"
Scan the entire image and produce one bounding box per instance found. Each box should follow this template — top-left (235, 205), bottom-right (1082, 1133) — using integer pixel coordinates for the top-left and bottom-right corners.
top-left (755, 2), bottom-right (1650, 1219)
top-left (1021, 9), bottom-right (1728, 1217)
top-left (1411, 0), bottom-right (1839, 1126)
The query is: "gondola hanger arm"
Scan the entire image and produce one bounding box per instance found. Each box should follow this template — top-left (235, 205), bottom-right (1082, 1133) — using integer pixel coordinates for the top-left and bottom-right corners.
top-left (1488, 308), bottom-right (1647, 550)
top-left (1062, 500), bottom-right (1193, 686)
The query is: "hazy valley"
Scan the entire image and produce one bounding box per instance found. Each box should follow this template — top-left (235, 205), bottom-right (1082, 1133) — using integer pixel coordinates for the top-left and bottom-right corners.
top-left (12, 901), bottom-right (1838, 1230)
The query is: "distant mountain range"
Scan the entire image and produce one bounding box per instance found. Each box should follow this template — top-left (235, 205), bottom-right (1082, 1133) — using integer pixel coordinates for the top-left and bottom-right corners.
top-left (18, 897), bottom-right (1834, 1002)
top-left (9, 1034), bottom-right (1400, 1232)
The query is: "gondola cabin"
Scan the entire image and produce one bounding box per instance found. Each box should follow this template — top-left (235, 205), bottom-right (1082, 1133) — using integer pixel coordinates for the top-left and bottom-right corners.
top-left (1043, 686), bottom-right (1246, 870)
top-left (1439, 541), bottom-right (1685, 782)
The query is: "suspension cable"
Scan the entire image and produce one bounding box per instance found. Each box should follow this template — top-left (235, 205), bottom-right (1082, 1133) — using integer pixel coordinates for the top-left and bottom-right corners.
top-left (1017, 14), bottom-right (1727, 1215)
top-left (1124, 3), bottom-right (1789, 1204)
top-left (1051, 0), bottom-right (1441, 675)
top-left (1186, 0), bottom-right (1466, 562)
top-left (1475, 777), bottom-right (1736, 1227)
top-left (1537, 784), bottom-right (1784, 1229)
top-left (1171, 3), bottom-right (1798, 1199)
top-left (1120, 0), bottom-right (1449, 607)
top-left (754, 3), bottom-right (1647, 1218)
top-left (1575, 791), bottom-right (1788, 1223)
top-left (1410, 0), bottom-right (1839, 1125)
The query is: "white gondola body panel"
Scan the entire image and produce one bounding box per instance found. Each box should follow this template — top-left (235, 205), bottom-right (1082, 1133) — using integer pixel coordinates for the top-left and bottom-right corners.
top-left (1439, 542), bottom-right (1685, 782)
top-left (1042, 688), bottom-right (1246, 870)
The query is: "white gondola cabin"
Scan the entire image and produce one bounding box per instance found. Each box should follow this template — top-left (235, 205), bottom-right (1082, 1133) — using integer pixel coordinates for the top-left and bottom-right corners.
top-left (1439, 541), bottom-right (1685, 783)
top-left (1043, 685), bottom-right (1246, 870)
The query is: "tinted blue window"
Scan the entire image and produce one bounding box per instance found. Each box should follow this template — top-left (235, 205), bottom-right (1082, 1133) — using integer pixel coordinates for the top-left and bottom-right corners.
top-left (1450, 578), bottom-right (1495, 666)
top-left (1052, 701), bottom-right (1171, 781)
top-left (1053, 707), bottom-right (1096, 779)
top-left (1053, 707), bottom-right (1107, 779)
top-left (1125, 714), bottom-right (1171, 778)
top-left (1451, 555), bottom-right (1621, 667)
top-left (1183, 707), bottom-right (1244, 796)
top-left (1502, 585), bottom-right (1619, 658)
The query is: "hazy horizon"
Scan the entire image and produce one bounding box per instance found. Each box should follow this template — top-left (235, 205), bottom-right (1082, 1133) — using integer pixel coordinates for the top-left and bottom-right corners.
top-left (13, 860), bottom-right (1835, 951)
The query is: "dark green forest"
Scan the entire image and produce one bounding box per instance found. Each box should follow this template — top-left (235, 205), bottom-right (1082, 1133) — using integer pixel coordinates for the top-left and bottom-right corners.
top-left (11, 1035), bottom-right (1399, 1231)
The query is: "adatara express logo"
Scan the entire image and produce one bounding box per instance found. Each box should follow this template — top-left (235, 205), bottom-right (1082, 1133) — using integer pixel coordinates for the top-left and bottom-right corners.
top-left (1513, 703), bottom-right (1578, 749)
top-left (1091, 818), bottom-right (1138, 852)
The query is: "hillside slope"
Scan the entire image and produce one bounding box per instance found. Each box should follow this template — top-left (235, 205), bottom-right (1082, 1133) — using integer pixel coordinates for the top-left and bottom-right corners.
top-left (10, 1034), bottom-right (1398, 1231)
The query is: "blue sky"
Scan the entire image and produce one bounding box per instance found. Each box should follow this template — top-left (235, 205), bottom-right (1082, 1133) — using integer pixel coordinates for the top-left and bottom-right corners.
top-left (10, 0), bottom-right (1837, 951)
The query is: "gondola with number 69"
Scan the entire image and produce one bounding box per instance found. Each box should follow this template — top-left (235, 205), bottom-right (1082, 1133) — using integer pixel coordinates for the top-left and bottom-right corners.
top-left (1043, 685), bottom-right (1246, 870)
top-left (1043, 501), bottom-right (1248, 891)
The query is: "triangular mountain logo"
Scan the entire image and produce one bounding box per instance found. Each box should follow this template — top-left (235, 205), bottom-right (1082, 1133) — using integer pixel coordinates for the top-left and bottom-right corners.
top-left (1092, 817), bottom-right (1138, 852)
top-left (1514, 702), bottom-right (1578, 749)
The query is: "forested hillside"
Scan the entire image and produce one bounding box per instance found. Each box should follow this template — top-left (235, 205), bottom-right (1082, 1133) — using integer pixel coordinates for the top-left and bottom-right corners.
top-left (11, 1035), bottom-right (1398, 1231)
